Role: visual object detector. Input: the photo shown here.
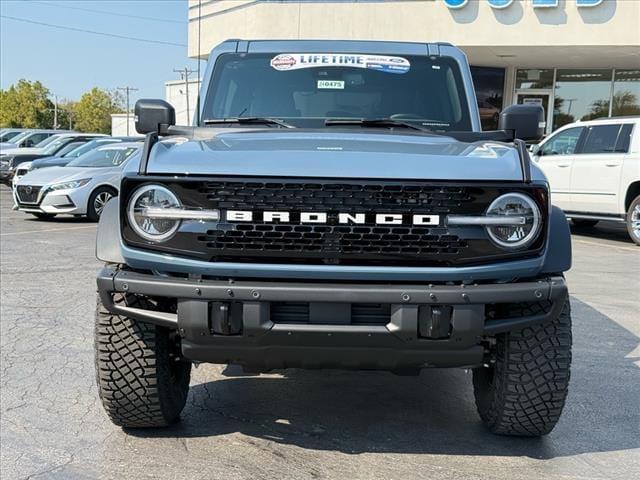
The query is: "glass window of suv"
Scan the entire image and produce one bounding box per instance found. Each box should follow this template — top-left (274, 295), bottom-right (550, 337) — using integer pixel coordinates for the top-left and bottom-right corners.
top-left (0, 130), bottom-right (21, 142)
top-left (540, 127), bottom-right (584, 156)
top-left (581, 124), bottom-right (623, 154)
top-left (66, 146), bottom-right (139, 168)
top-left (204, 53), bottom-right (472, 131)
top-left (24, 132), bottom-right (51, 147)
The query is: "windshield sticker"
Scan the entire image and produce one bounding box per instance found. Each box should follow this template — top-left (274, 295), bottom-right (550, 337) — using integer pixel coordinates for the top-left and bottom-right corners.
top-left (270, 53), bottom-right (410, 74)
top-left (317, 80), bottom-right (345, 90)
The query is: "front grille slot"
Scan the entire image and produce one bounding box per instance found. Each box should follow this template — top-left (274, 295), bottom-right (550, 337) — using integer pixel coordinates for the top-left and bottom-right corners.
top-left (270, 302), bottom-right (391, 325)
top-left (16, 185), bottom-right (42, 204)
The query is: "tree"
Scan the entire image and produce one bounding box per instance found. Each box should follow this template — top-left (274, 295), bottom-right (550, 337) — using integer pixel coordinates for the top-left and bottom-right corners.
top-left (0, 79), bottom-right (54, 128)
top-left (73, 88), bottom-right (125, 134)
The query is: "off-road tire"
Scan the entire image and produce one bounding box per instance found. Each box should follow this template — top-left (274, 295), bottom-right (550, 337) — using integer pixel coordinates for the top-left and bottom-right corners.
top-left (30, 212), bottom-right (56, 220)
top-left (472, 296), bottom-right (572, 436)
top-left (626, 195), bottom-right (640, 246)
top-left (95, 293), bottom-right (191, 428)
top-left (571, 218), bottom-right (598, 228)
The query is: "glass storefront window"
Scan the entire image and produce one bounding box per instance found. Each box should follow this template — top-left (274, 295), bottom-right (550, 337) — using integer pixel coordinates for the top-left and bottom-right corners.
top-left (471, 66), bottom-right (505, 131)
top-left (612, 70), bottom-right (640, 117)
top-left (553, 69), bottom-right (613, 130)
top-left (515, 69), bottom-right (554, 90)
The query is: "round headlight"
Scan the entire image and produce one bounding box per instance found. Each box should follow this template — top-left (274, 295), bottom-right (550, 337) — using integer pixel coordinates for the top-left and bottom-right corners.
top-left (486, 193), bottom-right (541, 249)
top-left (128, 185), bottom-right (181, 242)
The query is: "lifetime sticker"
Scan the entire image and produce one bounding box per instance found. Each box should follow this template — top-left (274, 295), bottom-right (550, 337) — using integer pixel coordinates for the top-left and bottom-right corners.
top-left (317, 80), bottom-right (345, 89)
top-left (270, 53), bottom-right (411, 74)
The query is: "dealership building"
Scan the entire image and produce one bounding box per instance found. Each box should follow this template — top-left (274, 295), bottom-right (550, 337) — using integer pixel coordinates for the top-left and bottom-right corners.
top-left (187, 0), bottom-right (640, 133)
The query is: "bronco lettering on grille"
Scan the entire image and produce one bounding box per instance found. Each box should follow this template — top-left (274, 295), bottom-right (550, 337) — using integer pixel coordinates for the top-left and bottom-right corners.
top-left (225, 210), bottom-right (440, 225)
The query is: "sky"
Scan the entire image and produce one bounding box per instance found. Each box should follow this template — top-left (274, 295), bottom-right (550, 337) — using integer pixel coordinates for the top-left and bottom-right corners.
top-left (0, 0), bottom-right (200, 104)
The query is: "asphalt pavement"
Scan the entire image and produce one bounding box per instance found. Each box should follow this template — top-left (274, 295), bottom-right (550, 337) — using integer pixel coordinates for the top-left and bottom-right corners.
top-left (1, 185), bottom-right (639, 480)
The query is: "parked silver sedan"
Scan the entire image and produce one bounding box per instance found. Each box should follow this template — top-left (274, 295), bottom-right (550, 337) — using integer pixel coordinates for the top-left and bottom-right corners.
top-left (13, 143), bottom-right (141, 221)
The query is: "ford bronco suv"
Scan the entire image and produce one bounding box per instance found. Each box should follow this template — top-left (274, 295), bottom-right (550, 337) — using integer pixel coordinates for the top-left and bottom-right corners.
top-left (94, 40), bottom-right (572, 436)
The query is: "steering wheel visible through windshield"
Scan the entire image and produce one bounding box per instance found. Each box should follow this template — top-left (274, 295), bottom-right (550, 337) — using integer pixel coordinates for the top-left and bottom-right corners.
top-left (66, 146), bottom-right (139, 168)
top-left (202, 52), bottom-right (472, 131)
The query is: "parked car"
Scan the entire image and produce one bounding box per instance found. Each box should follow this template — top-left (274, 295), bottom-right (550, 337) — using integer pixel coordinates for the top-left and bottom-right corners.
top-left (531, 116), bottom-right (640, 245)
top-left (0, 129), bottom-right (71, 151)
top-left (0, 133), bottom-right (106, 185)
top-left (0, 128), bottom-right (28, 143)
top-left (28, 137), bottom-right (144, 172)
top-left (14, 143), bottom-right (141, 220)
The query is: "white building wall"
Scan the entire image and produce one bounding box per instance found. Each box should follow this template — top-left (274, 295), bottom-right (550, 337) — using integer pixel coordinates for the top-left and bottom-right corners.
top-left (165, 79), bottom-right (201, 126)
top-left (110, 113), bottom-right (140, 137)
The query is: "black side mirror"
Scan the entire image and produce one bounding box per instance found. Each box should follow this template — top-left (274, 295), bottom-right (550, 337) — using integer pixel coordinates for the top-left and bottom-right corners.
top-left (135, 99), bottom-right (175, 134)
top-left (498, 104), bottom-right (545, 142)
top-left (22, 140), bottom-right (33, 148)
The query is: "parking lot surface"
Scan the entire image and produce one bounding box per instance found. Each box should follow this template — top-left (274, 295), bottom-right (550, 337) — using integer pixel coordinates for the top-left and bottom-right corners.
top-left (1, 185), bottom-right (639, 480)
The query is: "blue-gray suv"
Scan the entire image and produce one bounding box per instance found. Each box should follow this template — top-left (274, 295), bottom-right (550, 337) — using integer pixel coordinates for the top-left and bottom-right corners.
top-left (94, 40), bottom-right (572, 436)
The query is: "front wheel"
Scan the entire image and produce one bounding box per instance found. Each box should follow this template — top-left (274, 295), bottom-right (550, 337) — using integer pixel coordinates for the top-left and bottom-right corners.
top-left (87, 187), bottom-right (116, 222)
top-left (95, 293), bottom-right (191, 428)
top-left (472, 297), bottom-right (572, 436)
top-left (626, 195), bottom-right (640, 246)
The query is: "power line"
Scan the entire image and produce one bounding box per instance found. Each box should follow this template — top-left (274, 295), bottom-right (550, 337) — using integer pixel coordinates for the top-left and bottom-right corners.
top-left (28, 0), bottom-right (184, 25)
top-left (0, 15), bottom-right (187, 47)
top-left (118, 86), bottom-right (139, 136)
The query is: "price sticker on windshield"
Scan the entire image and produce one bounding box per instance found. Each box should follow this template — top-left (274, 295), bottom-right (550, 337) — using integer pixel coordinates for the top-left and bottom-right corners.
top-left (271, 53), bottom-right (410, 74)
top-left (317, 80), bottom-right (345, 90)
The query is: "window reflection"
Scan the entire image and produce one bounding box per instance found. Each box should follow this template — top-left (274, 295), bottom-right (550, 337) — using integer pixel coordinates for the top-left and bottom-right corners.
top-left (553, 69), bottom-right (612, 130)
top-left (612, 70), bottom-right (640, 117)
top-left (515, 69), bottom-right (554, 90)
top-left (471, 66), bottom-right (505, 131)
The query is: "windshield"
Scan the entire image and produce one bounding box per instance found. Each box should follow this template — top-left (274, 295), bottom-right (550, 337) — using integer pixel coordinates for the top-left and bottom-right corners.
top-left (42, 137), bottom-right (74, 155)
top-left (5, 131), bottom-right (31, 144)
top-left (0, 131), bottom-right (21, 142)
top-left (203, 52), bottom-right (472, 131)
top-left (64, 139), bottom-right (118, 158)
top-left (66, 146), bottom-right (139, 168)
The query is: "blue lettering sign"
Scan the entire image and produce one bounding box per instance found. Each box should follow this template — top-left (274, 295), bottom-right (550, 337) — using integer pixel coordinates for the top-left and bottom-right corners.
top-left (445, 0), bottom-right (605, 9)
top-left (443, 0), bottom-right (468, 9)
top-left (488, 0), bottom-right (514, 8)
top-left (532, 0), bottom-right (558, 7)
top-left (576, 0), bottom-right (603, 6)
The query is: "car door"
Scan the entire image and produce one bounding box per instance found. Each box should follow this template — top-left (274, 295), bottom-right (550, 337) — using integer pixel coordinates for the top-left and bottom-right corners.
top-left (533, 126), bottom-right (585, 211)
top-left (569, 123), bottom-right (627, 215)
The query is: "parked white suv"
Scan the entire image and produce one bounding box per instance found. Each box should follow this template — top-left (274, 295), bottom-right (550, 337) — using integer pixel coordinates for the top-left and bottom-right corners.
top-left (531, 117), bottom-right (640, 245)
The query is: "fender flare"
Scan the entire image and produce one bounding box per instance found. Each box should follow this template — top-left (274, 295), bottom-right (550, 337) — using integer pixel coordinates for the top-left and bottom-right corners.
top-left (95, 197), bottom-right (125, 264)
top-left (541, 206), bottom-right (572, 274)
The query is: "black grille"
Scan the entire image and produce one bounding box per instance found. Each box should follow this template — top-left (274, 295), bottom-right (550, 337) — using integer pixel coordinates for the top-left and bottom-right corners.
top-left (121, 177), bottom-right (547, 267)
top-left (270, 302), bottom-right (391, 325)
top-left (196, 181), bottom-right (475, 264)
top-left (16, 185), bottom-right (41, 204)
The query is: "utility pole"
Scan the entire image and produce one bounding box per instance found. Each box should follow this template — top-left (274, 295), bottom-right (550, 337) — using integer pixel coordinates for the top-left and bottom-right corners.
top-left (117, 86), bottom-right (139, 135)
top-left (53, 94), bottom-right (58, 130)
top-left (173, 67), bottom-right (196, 125)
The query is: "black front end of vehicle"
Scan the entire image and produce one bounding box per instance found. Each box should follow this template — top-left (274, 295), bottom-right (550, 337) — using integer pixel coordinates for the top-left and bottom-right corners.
top-left (96, 174), bottom-right (567, 371)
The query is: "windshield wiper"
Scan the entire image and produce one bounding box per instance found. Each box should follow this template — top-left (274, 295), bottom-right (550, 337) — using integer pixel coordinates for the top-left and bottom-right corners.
top-left (324, 118), bottom-right (430, 132)
top-left (203, 117), bottom-right (295, 128)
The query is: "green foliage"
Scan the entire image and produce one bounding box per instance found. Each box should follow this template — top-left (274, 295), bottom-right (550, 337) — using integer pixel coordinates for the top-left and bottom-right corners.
top-left (0, 80), bottom-right (125, 133)
top-left (73, 88), bottom-right (125, 134)
top-left (0, 79), bottom-right (54, 128)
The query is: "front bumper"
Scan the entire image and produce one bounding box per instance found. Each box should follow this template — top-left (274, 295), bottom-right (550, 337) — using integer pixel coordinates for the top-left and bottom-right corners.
top-left (97, 266), bottom-right (567, 370)
top-left (13, 186), bottom-right (84, 215)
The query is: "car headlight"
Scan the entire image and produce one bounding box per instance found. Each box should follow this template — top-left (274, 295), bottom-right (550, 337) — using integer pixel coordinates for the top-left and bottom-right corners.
top-left (48, 178), bottom-right (92, 191)
top-left (127, 185), bottom-right (183, 242)
top-left (485, 193), bottom-right (542, 249)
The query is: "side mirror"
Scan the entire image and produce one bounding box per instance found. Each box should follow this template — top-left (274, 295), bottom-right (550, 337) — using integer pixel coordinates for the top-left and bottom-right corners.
top-left (498, 104), bottom-right (545, 142)
top-left (134, 99), bottom-right (175, 135)
top-left (22, 140), bottom-right (32, 148)
top-left (529, 144), bottom-right (540, 155)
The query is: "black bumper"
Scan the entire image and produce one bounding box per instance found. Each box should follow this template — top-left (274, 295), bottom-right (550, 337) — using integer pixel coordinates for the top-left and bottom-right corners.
top-left (97, 267), bottom-right (567, 370)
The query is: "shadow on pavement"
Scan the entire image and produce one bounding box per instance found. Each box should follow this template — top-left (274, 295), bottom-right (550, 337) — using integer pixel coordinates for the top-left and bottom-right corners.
top-left (570, 221), bottom-right (633, 246)
top-left (127, 299), bottom-right (639, 460)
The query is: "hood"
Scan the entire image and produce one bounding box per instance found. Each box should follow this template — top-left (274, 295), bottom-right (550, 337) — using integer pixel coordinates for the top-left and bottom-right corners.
top-left (17, 166), bottom-right (103, 186)
top-left (147, 130), bottom-right (532, 181)
top-left (31, 156), bottom-right (68, 169)
top-left (0, 146), bottom-right (44, 156)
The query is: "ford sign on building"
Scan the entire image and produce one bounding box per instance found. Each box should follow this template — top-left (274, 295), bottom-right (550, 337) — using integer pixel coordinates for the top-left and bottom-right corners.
top-left (187, 0), bottom-right (640, 134)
